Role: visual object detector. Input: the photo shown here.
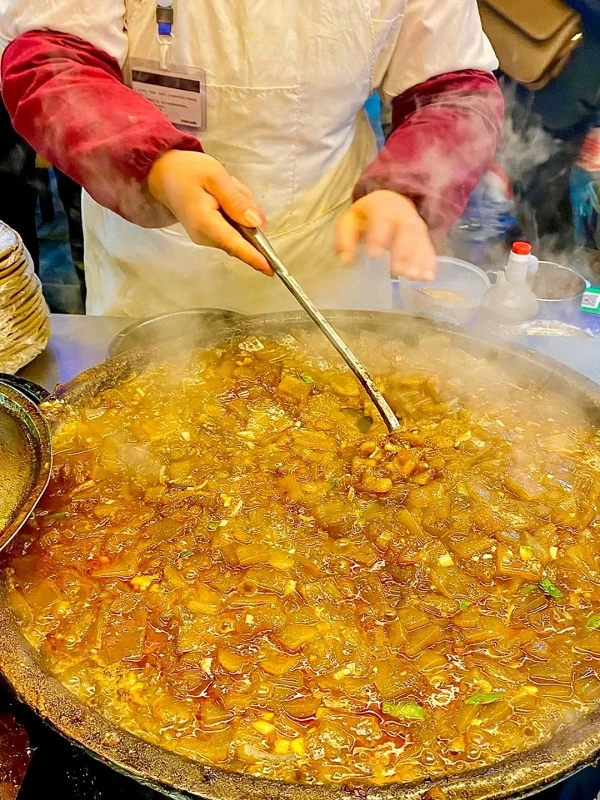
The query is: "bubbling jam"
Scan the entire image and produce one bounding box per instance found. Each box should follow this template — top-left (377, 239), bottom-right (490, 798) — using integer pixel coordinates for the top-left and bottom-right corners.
top-left (6, 330), bottom-right (600, 785)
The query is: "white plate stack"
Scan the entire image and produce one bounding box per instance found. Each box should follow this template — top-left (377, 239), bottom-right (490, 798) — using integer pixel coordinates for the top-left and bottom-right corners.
top-left (0, 221), bottom-right (50, 373)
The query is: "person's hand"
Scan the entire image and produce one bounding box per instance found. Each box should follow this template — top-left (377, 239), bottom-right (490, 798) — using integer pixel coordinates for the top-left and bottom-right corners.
top-left (335, 190), bottom-right (437, 280)
top-left (148, 150), bottom-right (272, 275)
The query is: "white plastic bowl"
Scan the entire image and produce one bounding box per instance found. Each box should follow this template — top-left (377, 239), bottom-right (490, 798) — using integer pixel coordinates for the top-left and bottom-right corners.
top-left (395, 257), bottom-right (491, 325)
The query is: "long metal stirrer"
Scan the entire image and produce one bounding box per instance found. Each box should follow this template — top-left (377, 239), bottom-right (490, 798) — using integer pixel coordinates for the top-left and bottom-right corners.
top-left (227, 218), bottom-right (401, 433)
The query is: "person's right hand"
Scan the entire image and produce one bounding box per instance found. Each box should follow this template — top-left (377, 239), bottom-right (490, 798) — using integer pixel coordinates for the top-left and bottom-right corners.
top-left (147, 150), bottom-right (272, 275)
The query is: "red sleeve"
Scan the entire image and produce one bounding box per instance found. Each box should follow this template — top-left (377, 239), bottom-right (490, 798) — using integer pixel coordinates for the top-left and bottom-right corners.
top-left (355, 70), bottom-right (504, 235)
top-left (1, 31), bottom-right (204, 228)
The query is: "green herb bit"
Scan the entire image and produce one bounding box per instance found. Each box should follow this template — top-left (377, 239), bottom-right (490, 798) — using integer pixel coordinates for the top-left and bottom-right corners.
top-left (179, 550), bottom-right (194, 559)
top-left (586, 614), bottom-right (600, 631)
top-left (300, 373), bottom-right (314, 384)
top-left (207, 522), bottom-right (219, 532)
top-left (328, 479), bottom-right (341, 491)
top-left (46, 511), bottom-right (70, 521)
top-left (466, 691), bottom-right (505, 705)
top-left (539, 577), bottom-right (563, 599)
top-left (458, 599), bottom-right (471, 611)
top-left (382, 701), bottom-right (425, 720)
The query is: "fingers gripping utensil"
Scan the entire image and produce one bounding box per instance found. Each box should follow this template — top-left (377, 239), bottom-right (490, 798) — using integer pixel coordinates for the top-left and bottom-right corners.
top-left (226, 216), bottom-right (401, 433)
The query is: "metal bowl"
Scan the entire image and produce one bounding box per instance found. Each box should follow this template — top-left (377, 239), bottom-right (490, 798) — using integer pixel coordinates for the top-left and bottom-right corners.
top-left (532, 262), bottom-right (589, 321)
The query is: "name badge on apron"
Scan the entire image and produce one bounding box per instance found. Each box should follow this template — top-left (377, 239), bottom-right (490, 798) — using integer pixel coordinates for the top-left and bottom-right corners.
top-left (128, 58), bottom-right (207, 132)
top-left (127, 1), bottom-right (206, 133)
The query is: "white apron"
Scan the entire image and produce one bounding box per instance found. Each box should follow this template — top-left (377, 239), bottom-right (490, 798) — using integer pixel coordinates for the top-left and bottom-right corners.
top-left (83, 0), bottom-right (408, 316)
top-left (0, 0), bottom-right (497, 317)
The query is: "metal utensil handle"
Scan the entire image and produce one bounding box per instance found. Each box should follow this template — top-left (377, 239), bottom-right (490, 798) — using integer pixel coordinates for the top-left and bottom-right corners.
top-left (226, 216), bottom-right (400, 433)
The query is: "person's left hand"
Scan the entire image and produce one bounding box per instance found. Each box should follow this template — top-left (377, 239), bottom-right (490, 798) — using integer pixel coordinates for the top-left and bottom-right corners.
top-left (335, 190), bottom-right (437, 280)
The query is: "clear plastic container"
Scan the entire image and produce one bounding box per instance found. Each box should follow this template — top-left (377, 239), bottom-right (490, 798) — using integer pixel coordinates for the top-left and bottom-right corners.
top-left (395, 257), bottom-right (491, 325)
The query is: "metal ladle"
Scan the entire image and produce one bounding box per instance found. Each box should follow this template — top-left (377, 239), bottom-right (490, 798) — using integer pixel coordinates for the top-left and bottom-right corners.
top-left (226, 217), bottom-right (401, 433)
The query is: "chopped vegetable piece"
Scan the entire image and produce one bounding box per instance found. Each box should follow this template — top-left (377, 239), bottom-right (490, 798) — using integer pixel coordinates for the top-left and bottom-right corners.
top-left (357, 415), bottom-right (374, 433)
top-left (252, 720), bottom-right (276, 735)
top-left (300, 373), bottom-right (314, 384)
top-left (200, 701), bottom-right (232, 728)
top-left (217, 648), bottom-right (245, 673)
top-left (277, 374), bottom-right (312, 402)
top-left (130, 575), bottom-right (159, 591)
top-left (403, 623), bottom-right (443, 657)
top-left (458, 599), bottom-right (471, 611)
top-left (290, 738), bottom-right (306, 757)
top-left (260, 652), bottom-right (300, 676)
top-left (285, 695), bottom-right (321, 719)
top-left (382, 701), bottom-right (425, 720)
top-left (539, 577), bottom-right (563, 599)
top-left (466, 692), bottom-right (505, 705)
top-left (236, 543), bottom-right (272, 567)
top-left (586, 615), bottom-right (600, 631)
top-left (397, 607), bottom-right (429, 631)
top-left (519, 583), bottom-right (539, 597)
top-left (273, 623), bottom-right (319, 652)
top-left (342, 408), bottom-right (373, 432)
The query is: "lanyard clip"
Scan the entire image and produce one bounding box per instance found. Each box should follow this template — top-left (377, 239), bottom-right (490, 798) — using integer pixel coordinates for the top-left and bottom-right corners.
top-left (156, 0), bottom-right (174, 69)
top-left (156, 0), bottom-right (174, 30)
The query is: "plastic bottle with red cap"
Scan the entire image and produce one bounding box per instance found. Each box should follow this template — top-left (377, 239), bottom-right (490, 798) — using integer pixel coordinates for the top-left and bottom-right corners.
top-left (506, 241), bottom-right (539, 285)
top-left (482, 242), bottom-right (539, 322)
top-left (511, 242), bottom-right (531, 256)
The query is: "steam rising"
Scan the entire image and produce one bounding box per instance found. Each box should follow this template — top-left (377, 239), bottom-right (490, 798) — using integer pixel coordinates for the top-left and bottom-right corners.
top-left (488, 84), bottom-right (593, 283)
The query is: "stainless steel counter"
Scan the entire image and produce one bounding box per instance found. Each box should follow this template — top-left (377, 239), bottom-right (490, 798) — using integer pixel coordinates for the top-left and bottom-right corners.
top-left (19, 314), bottom-right (600, 391)
top-left (20, 315), bottom-right (126, 390)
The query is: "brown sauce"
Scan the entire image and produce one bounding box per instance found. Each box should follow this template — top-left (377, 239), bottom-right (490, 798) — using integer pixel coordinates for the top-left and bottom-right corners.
top-left (6, 330), bottom-right (600, 785)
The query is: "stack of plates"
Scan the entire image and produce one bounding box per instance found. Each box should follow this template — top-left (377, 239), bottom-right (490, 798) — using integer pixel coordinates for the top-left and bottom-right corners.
top-left (0, 222), bottom-right (50, 373)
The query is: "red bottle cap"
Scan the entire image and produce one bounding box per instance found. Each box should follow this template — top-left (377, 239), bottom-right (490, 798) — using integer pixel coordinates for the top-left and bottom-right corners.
top-left (511, 241), bottom-right (532, 256)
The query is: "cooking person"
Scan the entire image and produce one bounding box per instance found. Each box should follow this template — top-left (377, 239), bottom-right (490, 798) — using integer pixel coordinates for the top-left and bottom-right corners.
top-left (0, 1), bottom-right (503, 317)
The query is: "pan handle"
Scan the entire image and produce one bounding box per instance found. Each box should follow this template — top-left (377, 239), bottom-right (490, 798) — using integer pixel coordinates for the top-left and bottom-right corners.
top-left (0, 374), bottom-right (51, 405)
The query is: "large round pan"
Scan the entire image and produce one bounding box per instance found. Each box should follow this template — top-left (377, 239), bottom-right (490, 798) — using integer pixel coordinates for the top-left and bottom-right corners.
top-left (0, 311), bottom-right (599, 800)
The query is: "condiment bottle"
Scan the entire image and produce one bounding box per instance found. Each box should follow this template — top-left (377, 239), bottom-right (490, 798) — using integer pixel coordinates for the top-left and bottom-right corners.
top-left (482, 242), bottom-right (539, 323)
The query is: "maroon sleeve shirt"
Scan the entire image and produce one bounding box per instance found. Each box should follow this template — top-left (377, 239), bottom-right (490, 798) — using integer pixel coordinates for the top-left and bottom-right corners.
top-left (1, 30), bottom-right (503, 233)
